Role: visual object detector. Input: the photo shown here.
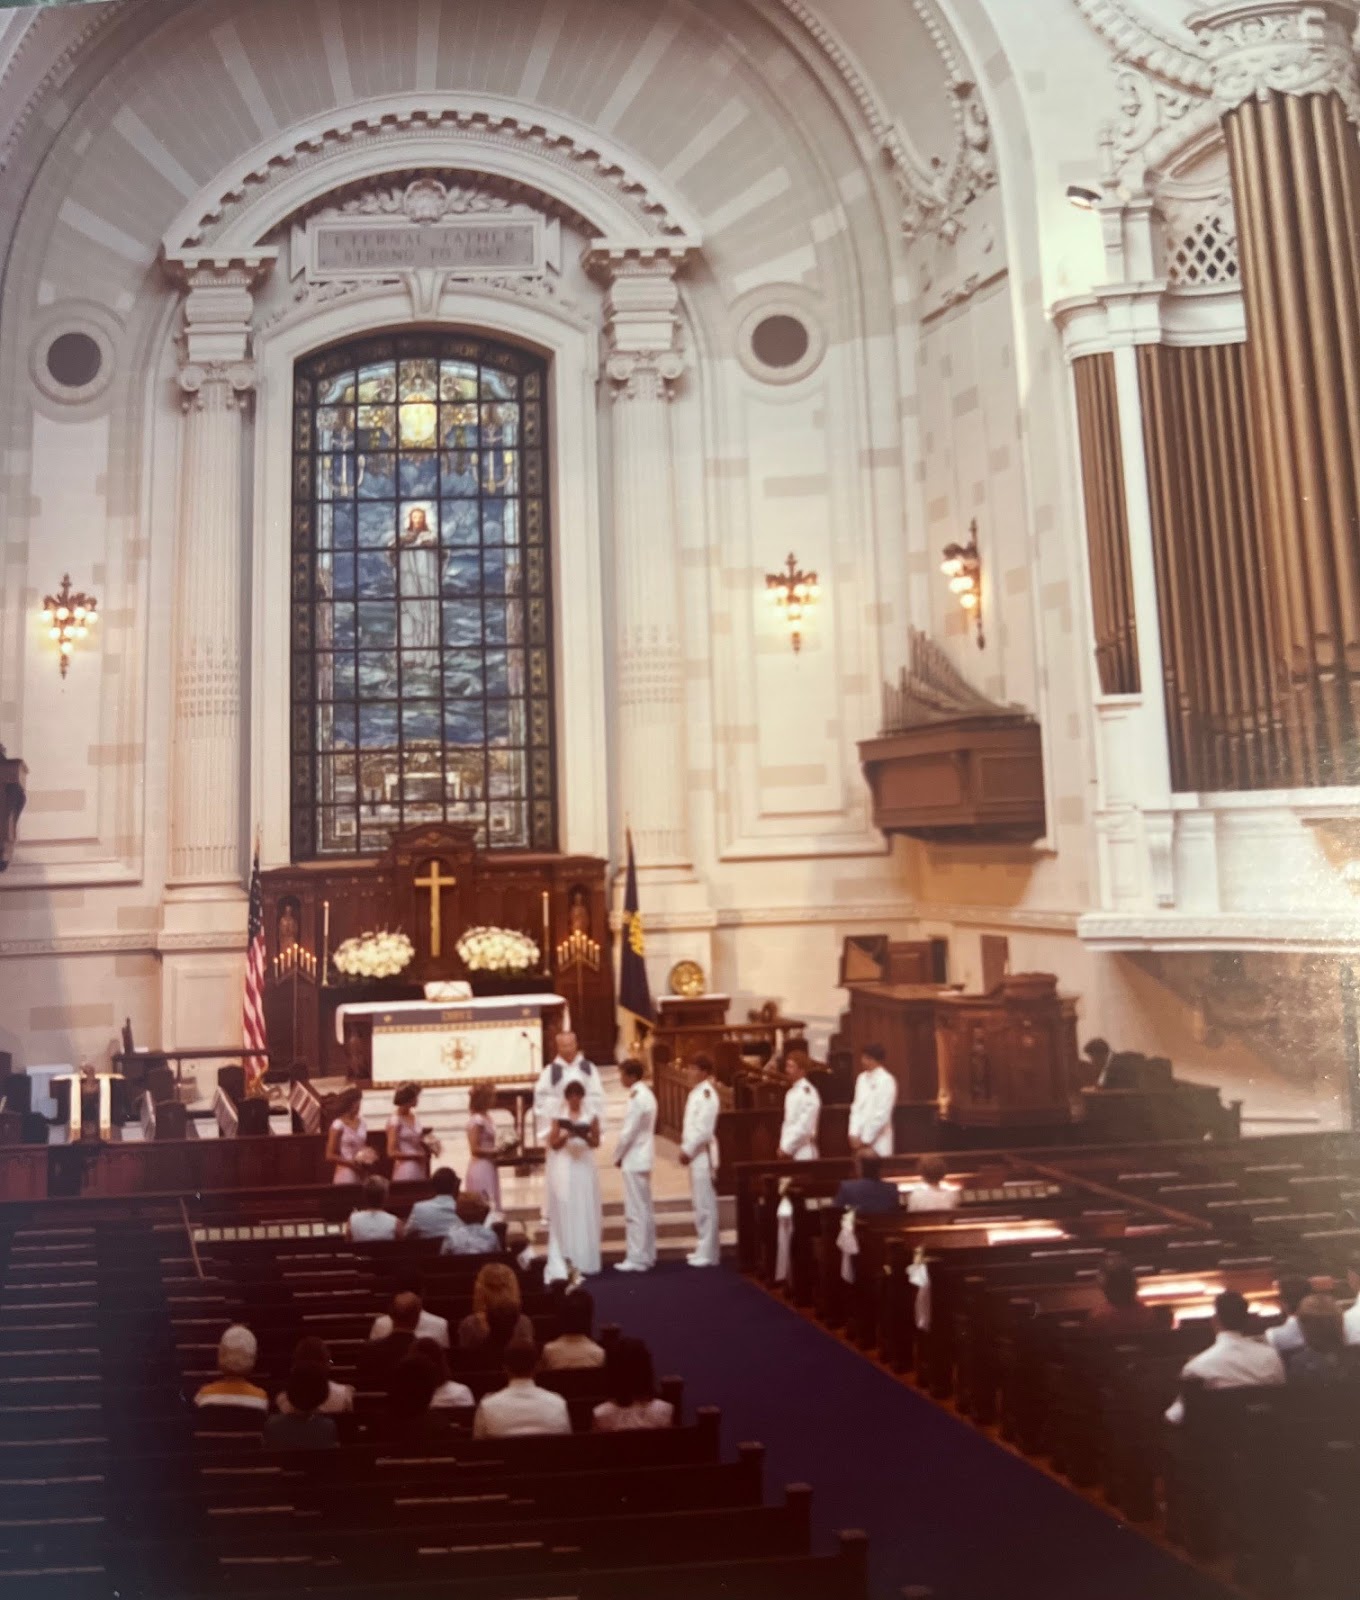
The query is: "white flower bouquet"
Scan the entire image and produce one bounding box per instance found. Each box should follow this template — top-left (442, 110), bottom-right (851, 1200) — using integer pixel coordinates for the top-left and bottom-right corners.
top-left (456, 925), bottom-right (540, 974)
top-left (332, 928), bottom-right (414, 980)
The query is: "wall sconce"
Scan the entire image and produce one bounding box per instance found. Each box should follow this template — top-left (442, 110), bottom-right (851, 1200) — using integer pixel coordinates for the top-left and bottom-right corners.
top-left (940, 523), bottom-right (984, 648)
top-left (765, 551), bottom-right (819, 653)
top-left (40, 574), bottom-right (98, 678)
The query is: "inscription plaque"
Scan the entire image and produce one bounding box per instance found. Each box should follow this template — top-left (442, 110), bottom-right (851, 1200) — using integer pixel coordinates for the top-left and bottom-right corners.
top-left (310, 218), bottom-right (542, 279)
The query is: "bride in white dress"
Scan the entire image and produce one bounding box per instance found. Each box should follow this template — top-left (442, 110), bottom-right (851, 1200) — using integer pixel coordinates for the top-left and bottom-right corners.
top-left (544, 1080), bottom-right (602, 1282)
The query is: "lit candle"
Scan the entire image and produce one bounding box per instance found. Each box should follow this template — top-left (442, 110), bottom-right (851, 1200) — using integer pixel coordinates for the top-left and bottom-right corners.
top-left (322, 901), bottom-right (330, 984)
top-left (541, 890), bottom-right (551, 969)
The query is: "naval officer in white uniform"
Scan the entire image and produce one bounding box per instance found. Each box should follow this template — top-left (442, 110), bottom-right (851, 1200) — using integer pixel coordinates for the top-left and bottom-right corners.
top-left (679, 1054), bottom-right (721, 1268)
top-left (848, 1042), bottom-right (897, 1157)
top-left (778, 1053), bottom-right (822, 1161)
top-left (612, 1059), bottom-right (658, 1272)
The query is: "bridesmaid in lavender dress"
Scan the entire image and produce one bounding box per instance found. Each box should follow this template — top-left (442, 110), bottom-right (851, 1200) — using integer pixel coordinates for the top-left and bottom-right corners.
top-left (465, 1084), bottom-right (502, 1209)
top-left (386, 1083), bottom-right (430, 1184)
top-left (326, 1088), bottom-right (372, 1185)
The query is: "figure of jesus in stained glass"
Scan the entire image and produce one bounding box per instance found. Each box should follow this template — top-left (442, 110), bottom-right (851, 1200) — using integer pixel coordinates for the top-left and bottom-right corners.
top-left (396, 504), bottom-right (441, 652)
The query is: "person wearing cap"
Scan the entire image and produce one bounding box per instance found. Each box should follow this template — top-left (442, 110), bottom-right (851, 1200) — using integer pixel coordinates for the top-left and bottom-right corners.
top-left (194, 1324), bottom-right (268, 1412)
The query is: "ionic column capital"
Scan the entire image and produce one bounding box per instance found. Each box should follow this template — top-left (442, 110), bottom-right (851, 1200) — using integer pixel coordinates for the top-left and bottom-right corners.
top-left (605, 349), bottom-right (686, 402)
top-left (177, 361), bottom-right (258, 412)
top-left (1190, 1), bottom-right (1360, 122)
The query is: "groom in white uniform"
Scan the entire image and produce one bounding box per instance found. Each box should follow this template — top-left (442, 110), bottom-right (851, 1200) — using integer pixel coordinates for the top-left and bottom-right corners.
top-left (612, 1059), bottom-right (657, 1272)
top-left (679, 1054), bottom-right (721, 1268)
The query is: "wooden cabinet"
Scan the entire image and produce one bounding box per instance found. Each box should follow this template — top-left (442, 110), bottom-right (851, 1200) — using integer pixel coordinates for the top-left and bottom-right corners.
top-left (935, 974), bottom-right (1080, 1128)
top-left (859, 718), bottom-right (1045, 843)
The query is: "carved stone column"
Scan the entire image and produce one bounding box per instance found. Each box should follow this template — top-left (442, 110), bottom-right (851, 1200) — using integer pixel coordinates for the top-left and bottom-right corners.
top-left (1192, 1), bottom-right (1360, 783)
top-left (162, 255), bottom-right (273, 890)
top-left (590, 248), bottom-right (694, 872)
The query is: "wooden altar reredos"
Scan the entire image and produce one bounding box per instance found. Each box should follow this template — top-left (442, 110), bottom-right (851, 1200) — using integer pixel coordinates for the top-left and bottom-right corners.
top-left (261, 824), bottom-right (614, 1074)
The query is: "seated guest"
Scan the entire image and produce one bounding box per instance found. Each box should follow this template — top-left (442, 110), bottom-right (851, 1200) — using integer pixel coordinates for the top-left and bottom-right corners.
top-left (592, 1338), bottom-right (674, 1432)
top-left (1265, 1272), bottom-right (1310, 1358)
top-left (194, 1324), bottom-right (268, 1414)
top-left (348, 1174), bottom-right (401, 1242)
top-left (369, 1282), bottom-right (450, 1348)
top-left (357, 1291), bottom-right (422, 1388)
top-left (412, 1337), bottom-right (473, 1410)
top-left (1165, 1291), bottom-right (1285, 1423)
top-left (473, 1340), bottom-right (570, 1438)
top-left (264, 1364), bottom-right (338, 1451)
top-left (540, 1290), bottom-right (605, 1370)
top-left (833, 1152), bottom-right (901, 1216)
top-left (1086, 1254), bottom-right (1159, 1335)
top-left (1289, 1294), bottom-right (1348, 1387)
top-left (458, 1262), bottom-right (533, 1352)
top-left (275, 1336), bottom-right (353, 1415)
top-left (1345, 1258), bottom-right (1360, 1345)
top-left (379, 1352), bottom-right (444, 1445)
top-left (440, 1191), bottom-right (500, 1257)
top-left (905, 1154), bottom-right (961, 1214)
top-left (405, 1166), bottom-right (462, 1239)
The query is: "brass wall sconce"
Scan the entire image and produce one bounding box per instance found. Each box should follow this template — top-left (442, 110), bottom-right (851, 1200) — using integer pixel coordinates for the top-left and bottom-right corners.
top-left (765, 551), bottom-right (819, 653)
top-left (940, 524), bottom-right (984, 648)
top-left (41, 574), bottom-right (99, 677)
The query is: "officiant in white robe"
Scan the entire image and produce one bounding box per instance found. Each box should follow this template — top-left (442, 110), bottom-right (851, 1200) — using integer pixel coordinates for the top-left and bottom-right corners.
top-left (543, 1080), bottom-right (602, 1282)
top-left (532, 1031), bottom-right (604, 1142)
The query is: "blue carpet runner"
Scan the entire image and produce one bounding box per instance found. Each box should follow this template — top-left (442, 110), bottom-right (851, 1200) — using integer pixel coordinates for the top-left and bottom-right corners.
top-left (591, 1263), bottom-right (1231, 1600)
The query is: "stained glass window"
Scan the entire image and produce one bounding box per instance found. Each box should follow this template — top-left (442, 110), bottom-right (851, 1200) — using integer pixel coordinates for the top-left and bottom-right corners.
top-left (290, 332), bottom-right (556, 859)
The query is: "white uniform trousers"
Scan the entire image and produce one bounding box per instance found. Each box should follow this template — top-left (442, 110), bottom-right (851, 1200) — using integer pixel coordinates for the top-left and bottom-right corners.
top-left (621, 1168), bottom-right (657, 1269)
top-left (688, 1152), bottom-right (720, 1267)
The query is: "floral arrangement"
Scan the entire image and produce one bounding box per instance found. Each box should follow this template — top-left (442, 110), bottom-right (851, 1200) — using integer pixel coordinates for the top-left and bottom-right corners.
top-left (332, 928), bottom-right (414, 980)
top-left (456, 925), bottom-right (540, 974)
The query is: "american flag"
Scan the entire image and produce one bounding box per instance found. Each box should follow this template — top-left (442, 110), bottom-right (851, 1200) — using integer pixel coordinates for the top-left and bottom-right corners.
top-left (242, 845), bottom-right (268, 1090)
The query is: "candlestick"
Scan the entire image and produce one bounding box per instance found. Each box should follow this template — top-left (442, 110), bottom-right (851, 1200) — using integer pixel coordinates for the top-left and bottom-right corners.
top-left (541, 890), bottom-right (551, 973)
top-left (322, 900), bottom-right (330, 986)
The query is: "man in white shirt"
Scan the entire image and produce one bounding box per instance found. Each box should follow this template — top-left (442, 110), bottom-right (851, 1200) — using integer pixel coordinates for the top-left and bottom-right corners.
top-left (1345, 1259), bottom-right (1360, 1345)
top-left (848, 1044), bottom-right (897, 1157)
top-left (533, 1030), bottom-right (604, 1143)
top-left (778, 1055), bottom-right (821, 1161)
top-left (613, 1059), bottom-right (657, 1272)
top-left (679, 1054), bottom-right (721, 1268)
top-left (1164, 1291), bottom-right (1285, 1424)
top-left (472, 1340), bottom-right (571, 1438)
top-left (368, 1287), bottom-right (450, 1349)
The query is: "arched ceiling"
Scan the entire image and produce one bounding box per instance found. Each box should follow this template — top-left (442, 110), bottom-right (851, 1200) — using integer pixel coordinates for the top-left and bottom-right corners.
top-left (0, 0), bottom-right (998, 310)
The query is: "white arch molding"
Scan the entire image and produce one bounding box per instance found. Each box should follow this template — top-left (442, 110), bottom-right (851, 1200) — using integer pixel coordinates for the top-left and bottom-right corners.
top-left (251, 283), bottom-right (609, 872)
top-left (162, 94), bottom-right (704, 255)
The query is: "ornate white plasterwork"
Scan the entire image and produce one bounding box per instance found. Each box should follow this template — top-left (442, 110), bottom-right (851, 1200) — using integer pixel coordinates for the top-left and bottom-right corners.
top-left (161, 95), bottom-right (704, 257)
top-left (770, 0), bottom-right (997, 242)
top-left (1074, 0), bottom-right (1217, 93)
top-left (1189, 0), bottom-right (1360, 121)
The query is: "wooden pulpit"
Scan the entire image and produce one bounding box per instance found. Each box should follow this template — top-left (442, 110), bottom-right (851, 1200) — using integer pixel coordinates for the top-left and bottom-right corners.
top-left (934, 973), bottom-right (1081, 1128)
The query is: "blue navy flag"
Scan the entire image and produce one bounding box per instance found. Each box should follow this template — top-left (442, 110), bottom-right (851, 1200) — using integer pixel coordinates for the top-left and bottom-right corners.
top-left (618, 830), bottom-right (654, 1026)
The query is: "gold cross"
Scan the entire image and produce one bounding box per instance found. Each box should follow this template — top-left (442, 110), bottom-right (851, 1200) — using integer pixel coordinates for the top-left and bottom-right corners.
top-left (414, 859), bottom-right (456, 958)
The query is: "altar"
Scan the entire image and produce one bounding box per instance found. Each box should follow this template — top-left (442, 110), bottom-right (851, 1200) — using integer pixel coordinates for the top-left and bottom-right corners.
top-left (336, 993), bottom-right (567, 1087)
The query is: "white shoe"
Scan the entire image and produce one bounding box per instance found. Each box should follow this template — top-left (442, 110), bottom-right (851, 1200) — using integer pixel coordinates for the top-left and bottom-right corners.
top-left (686, 1254), bottom-right (717, 1268)
top-left (613, 1261), bottom-right (642, 1273)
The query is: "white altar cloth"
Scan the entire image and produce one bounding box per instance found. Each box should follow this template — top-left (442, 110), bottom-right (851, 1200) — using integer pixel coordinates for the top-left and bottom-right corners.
top-left (335, 994), bottom-right (568, 1087)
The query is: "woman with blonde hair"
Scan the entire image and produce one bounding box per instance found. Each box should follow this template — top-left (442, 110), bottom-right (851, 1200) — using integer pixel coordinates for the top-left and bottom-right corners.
top-left (457, 1262), bottom-right (532, 1352)
top-left (465, 1083), bottom-right (502, 1207)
